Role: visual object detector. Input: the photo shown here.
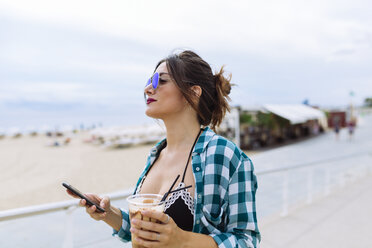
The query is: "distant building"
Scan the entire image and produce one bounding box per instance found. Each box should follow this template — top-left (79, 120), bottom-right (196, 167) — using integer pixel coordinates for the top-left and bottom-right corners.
top-left (327, 111), bottom-right (346, 128)
top-left (218, 104), bottom-right (327, 150)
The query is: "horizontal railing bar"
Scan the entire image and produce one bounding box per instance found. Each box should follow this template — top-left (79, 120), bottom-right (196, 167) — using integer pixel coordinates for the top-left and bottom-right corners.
top-left (256, 151), bottom-right (372, 176)
top-left (0, 188), bottom-right (134, 222)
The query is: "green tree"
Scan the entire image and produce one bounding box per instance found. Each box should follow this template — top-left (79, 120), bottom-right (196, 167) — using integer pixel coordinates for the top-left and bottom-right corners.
top-left (364, 97), bottom-right (372, 107)
top-left (240, 113), bottom-right (254, 125)
top-left (256, 112), bottom-right (275, 129)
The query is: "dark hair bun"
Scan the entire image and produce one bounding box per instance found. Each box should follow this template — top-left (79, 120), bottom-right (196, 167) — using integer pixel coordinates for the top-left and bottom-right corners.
top-left (214, 66), bottom-right (232, 98)
top-left (211, 66), bottom-right (232, 129)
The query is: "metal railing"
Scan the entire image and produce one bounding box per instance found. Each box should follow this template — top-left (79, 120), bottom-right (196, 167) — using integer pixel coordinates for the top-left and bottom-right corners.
top-left (0, 188), bottom-right (134, 222)
top-left (256, 151), bottom-right (372, 217)
top-left (1, 152), bottom-right (371, 247)
top-left (0, 189), bottom-right (134, 248)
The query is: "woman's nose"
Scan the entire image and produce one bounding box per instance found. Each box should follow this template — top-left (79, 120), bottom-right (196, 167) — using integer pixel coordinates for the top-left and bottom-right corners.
top-left (144, 84), bottom-right (155, 95)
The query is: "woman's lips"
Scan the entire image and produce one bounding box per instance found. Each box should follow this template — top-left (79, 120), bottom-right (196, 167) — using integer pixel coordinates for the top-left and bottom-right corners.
top-left (147, 98), bottom-right (156, 104)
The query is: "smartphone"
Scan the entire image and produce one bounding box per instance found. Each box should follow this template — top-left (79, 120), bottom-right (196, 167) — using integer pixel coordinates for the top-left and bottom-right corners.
top-left (62, 182), bottom-right (105, 213)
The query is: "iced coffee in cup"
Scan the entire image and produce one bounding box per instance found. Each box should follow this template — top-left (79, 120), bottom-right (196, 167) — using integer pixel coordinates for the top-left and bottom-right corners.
top-left (127, 194), bottom-right (165, 248)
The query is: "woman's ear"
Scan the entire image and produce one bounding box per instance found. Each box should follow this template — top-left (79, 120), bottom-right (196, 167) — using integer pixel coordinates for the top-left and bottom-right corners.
top-left (191, 85), bottom-right (202, 98)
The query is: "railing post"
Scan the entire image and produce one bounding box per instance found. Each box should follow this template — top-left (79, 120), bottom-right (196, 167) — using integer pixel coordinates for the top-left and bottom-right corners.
top-left (324, 167), bottom-right (330, 196)
top-left (307, 168), bottom-right (313, 204)
top-left (281, 171), bottom-right (289, 217)
top-left (338, 171), bottom-right (345, 188)
top-left (62, 205), bottom-right (77, 248)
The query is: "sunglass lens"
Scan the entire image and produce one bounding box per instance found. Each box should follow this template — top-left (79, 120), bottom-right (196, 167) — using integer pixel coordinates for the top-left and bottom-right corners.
top-left (146, 78), bottom-right (151, 87)
top-left (152, 72), bottom-right (159, 89)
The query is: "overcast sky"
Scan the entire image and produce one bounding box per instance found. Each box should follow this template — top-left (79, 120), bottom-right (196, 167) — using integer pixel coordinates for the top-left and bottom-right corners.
top-left (0, 0), bottom-right (371, 129)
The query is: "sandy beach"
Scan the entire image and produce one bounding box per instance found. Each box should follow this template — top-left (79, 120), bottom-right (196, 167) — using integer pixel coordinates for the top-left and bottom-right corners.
top-left (0, 132), bottom-right (154, 211)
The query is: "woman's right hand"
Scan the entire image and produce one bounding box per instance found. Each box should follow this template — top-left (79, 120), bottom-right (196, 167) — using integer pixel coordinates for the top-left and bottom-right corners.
top-left (66, 190), bottom-right (109, 221)
top-left (81, 193), bottom-right (111, 221)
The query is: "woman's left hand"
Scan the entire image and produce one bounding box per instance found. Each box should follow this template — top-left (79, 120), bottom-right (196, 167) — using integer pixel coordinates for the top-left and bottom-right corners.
top-left (130, 210), bottom-right (187, 248)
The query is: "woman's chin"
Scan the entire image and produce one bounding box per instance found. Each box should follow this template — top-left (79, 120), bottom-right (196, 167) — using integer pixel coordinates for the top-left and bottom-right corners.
top-left (145, 109), bottom-right (162, 119)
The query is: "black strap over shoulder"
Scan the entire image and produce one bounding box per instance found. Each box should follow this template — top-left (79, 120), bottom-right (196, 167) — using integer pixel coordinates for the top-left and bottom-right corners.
top-left (181, 128), bottom-right (203, 182)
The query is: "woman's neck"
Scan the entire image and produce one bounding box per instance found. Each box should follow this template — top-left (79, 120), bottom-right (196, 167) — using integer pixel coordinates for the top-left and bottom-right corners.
top-left (162, 114), bottom-right (201, 152)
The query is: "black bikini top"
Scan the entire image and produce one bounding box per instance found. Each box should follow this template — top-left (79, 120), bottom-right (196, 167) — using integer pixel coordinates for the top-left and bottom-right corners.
top-left (136, 129), bottom-right (202, 231)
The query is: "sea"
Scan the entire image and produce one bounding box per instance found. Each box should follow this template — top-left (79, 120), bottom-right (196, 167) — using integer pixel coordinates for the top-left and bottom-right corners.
top-left (0, 104), bottom-right (153, 135)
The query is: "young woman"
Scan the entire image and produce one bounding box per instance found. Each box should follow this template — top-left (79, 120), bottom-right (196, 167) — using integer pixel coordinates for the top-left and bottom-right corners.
top-left (68, 50), bottom-right (260, 247)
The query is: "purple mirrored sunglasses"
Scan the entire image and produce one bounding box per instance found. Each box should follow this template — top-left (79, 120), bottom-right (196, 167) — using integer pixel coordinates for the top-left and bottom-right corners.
top-left (146, 72), bottom-right (159, 89)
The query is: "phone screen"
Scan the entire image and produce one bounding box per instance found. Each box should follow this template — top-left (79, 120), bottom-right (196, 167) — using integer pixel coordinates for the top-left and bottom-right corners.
top-left (62, 182), bottom-right (105, 212)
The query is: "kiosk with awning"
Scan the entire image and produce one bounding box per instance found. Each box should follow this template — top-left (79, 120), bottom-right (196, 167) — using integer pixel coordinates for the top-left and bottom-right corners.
top-left (218, 104), bottom-right (328, 149)
top-left (263, 104), bottom-right (328, 129)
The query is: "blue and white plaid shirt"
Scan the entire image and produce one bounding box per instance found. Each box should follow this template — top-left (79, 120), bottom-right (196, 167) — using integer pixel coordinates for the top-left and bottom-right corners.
top-left (113, 127), bottom-right (260, 247)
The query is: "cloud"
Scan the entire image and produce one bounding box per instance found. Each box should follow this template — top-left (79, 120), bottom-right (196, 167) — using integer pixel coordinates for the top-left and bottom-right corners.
top-left (0, 15), bottom-right (155, 75)
top-left (1, 0), bottom-right (371, 60)
top-left (0, 81), bottom-right (89, 103)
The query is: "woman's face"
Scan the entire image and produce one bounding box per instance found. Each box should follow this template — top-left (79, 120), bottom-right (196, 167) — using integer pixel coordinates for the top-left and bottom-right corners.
top-left (144, 62), bottom-right (187, 119)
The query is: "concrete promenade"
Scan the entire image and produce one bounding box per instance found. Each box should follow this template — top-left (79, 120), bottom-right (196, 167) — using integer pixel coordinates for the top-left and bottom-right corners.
top-left (260, 173), bottom-right (372, 248)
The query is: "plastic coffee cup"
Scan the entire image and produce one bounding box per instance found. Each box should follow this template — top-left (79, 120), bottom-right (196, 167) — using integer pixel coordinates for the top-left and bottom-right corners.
top-left (127, 194), bottom-right (165, 248)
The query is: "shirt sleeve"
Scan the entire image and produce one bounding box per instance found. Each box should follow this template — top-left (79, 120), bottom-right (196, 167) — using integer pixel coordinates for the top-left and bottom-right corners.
top-left (112, 208), bottom-right (132, 242)
top-left (209, 156), bottom-right (260, 248)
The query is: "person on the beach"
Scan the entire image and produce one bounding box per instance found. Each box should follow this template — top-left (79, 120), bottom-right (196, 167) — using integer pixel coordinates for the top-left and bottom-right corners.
top-left (334, 122), bottom-right (340, 140)
top-left (67, 50), bottom-right (260, 247)
top-left (348, 120), bottom-right (355, 141)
